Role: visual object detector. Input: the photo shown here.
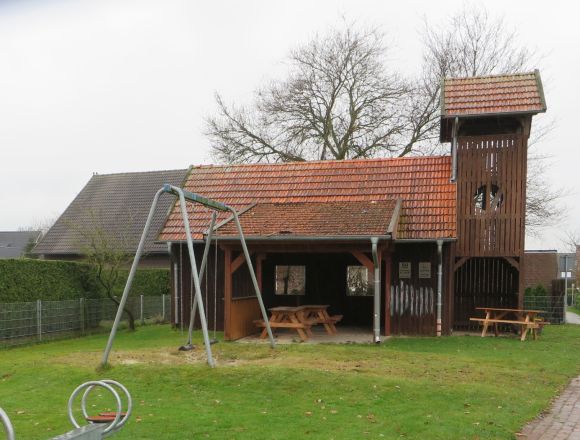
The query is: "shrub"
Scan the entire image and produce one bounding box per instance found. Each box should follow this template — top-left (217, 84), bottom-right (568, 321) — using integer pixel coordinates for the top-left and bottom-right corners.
top-left (0, 259), bottom-right (169, 303)
top-left (525, 283), bottom-right (548, 298)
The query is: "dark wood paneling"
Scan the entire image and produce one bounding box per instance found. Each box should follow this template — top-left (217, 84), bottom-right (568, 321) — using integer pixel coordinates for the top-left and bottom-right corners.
top-left (389, 244), bottom-right (438, 335)
top-left (261, 253), bottom-right (374, 327)
top-left (172, 244), bottom-right (225, 332)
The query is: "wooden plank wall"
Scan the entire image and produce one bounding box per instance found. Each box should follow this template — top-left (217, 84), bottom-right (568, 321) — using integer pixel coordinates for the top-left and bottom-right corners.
top-left (171, 243), bottom-right (225, 331)
top-left (228, 297), bottom-right (262, 340)
top-left (389, 244), bottom-right (438, 335)
top-left (456, 134), bottom-right (526, 258)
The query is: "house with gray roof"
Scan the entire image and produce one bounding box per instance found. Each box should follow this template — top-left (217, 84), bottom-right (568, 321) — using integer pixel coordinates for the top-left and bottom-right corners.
top-left (0, 231), bottom-right (42, 259)
top-left (33, 169), bottom-right (189, 268)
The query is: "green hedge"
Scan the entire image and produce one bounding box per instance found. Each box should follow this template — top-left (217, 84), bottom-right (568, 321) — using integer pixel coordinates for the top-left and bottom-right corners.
top-left (0, 259), bottom-right (169, 303)
top-left (113, 268), bottom-right (171, 297)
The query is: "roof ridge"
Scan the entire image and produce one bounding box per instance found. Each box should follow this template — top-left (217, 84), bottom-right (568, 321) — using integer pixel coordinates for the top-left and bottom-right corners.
top-left (191, 155), bottom-right (451, 170)
top-left (445, 70), bottom-right (537, 82)
top-left (91, 168), bottom-right (189, 178)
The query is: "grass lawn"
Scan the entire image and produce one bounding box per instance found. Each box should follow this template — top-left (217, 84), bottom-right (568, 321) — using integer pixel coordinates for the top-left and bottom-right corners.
top-left (2, 325), bottom-right (580, 440)
top-left (568, 306), bottom-right (580, 315)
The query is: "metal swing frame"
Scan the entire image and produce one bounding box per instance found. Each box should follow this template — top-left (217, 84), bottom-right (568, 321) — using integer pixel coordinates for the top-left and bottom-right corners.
top-left (101, 184), bottom-right (275, 368)
top-left (181, 208), bottom-right (220, 350)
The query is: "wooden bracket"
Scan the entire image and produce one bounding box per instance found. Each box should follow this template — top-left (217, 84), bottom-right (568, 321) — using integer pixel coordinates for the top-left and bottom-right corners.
top-left (352, 251), bottom-right (375, 273)
top-left (503, 256), bottom-right (519, 271)
top-left (231, 252), bottom-right (253, 274)
top-left (454, 256), bottom-right (469, 272)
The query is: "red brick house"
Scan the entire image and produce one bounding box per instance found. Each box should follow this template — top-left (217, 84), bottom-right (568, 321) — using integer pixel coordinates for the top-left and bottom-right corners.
top-left (159, 71), bottom-right (547, 339)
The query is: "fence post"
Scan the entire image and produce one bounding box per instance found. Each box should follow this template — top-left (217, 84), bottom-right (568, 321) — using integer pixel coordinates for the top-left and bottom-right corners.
top-left (37, 299), bottom-right (42, 341)
top-left (140, 295), bottom-right (144, 325)
top-left (80, 298), bottom-right (85, 335)
top-left (162, 294), bottom-right (166, 322)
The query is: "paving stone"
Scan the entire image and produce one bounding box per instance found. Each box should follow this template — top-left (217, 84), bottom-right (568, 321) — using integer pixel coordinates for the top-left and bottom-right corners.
top-left (520, 377), bottom-right (580, 439)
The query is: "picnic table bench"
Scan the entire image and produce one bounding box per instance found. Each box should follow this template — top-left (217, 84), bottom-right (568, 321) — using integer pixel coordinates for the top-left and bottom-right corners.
top-left (254, 305), bottom-right (343, 341)
top-left (469, 307), bottom-right (548, 341)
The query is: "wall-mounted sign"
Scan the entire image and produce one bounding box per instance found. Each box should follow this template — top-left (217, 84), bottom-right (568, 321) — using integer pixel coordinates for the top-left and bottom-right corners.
top-left (399, 262), bottom-right (411, 279)
top-left (419, 262), bottom-right (432, 279)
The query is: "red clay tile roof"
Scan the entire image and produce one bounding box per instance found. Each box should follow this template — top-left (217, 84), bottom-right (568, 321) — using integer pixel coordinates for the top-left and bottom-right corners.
top-left (216, 200), bottom-right (397, 238)
top-left (441, 70), bottom-right (546, 118)
top-left (158, 156), bottom-right (456, 241)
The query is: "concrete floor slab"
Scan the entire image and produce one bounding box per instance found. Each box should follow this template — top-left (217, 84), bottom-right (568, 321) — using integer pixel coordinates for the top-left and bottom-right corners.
top-left (237, 326), bottom-right (380, 344)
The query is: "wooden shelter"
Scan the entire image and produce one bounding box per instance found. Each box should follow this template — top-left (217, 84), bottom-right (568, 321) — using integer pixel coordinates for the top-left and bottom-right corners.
top-left (159, 70), bottom-right (546, 339)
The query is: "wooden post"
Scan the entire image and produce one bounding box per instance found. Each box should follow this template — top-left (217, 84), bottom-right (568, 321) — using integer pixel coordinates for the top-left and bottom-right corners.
top-left (519, 260), bottom-right (525, 310)
top-left (224, 248), bottom-right (232, 340)
top-left (384, 252), bottom-right (392, 336)
top-left (256, 254), bottom-right (265, 291)
top-left (446, 242), bottom-right (456, 334)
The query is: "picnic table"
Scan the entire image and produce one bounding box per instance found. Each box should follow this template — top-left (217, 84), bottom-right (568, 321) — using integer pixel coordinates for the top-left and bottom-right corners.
top-left (469, 307), bottom-right (547, 341)
top-left (295, 305), bottom-right (342, 336)
top-left (254, 305), bottom-right (342, 341)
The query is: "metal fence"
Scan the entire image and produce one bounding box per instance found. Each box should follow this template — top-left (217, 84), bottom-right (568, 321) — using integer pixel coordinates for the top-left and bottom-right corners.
top-left (524, 295), bottom-right (566, 324)
top-left (0, 295), bottom-right (169, 348)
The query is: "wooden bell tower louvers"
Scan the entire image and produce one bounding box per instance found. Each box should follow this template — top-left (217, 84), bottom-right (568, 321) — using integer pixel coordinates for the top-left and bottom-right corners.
top-left (440, 71), bottom-right (547, 328)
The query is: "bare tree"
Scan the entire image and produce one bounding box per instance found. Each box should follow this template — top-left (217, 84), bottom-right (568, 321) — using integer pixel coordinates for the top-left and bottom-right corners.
top-left (18, 215), bottom-right (58, 236)
top-left (206, 6), bottom-right (561, 230)
top-left (563, 230), bottom-right (580, 252)
top-left (207, 26), bottom-right (411, 162)
top-left (71, 211), bottom-right (137, 331)
top-left (406, 5), bottom-right (535, 157)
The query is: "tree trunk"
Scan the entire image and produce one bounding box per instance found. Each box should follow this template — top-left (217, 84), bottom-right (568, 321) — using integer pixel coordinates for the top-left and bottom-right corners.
top-left (107, 292), bottom-right (136, 331)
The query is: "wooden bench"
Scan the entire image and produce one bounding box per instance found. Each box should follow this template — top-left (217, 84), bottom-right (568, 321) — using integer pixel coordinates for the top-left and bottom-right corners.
top-left (253, 319), bottom-right (311, 330)
top-left (328, 314), bottom-right (343, 324)
top-left (254, 306), bottom-right (313, 341)
top-left (469, 307), bottom-right (547, 341)
top-left (294, 305), bottom-right (342, 335)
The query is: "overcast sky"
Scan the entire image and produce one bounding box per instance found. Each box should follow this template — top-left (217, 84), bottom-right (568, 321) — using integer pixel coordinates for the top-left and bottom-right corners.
top-left (0, 0), bottom-right (578, 250)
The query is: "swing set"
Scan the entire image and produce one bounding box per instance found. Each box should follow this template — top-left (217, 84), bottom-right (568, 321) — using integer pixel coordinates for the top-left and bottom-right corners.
top-left (101, 184), bottom-right (275, 368)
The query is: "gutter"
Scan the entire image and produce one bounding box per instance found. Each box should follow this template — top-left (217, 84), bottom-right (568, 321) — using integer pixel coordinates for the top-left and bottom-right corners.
top-left (451, 116), bottom-right (459, 182)
top-left (394, 238), bottom-right (455, 243)
top-left (371, 237), bottom-right (381, 343)
top-left (198, 234), bottom-right (393, 242)
top-left (436, 239), bottom-right (443, 337)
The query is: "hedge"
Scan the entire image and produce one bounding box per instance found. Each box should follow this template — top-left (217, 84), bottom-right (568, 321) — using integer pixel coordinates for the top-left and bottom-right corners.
top-left (0, 259), bottom-right (170, 303)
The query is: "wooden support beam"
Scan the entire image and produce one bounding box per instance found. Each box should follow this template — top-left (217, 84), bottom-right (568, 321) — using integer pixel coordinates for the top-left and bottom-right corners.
top-left (503, 256), bottom-right (520, 271)
top-left (231, 251), bottom-right (254, 274)
top-left (454, 256), bottom-right (469, 272)
top-left (447, 242), bottom-right (456, 334)
top-left (256, 253), bottom-right (265, 291)
top-left (352, 251), bottom-right (375, 273)
top-left (518, 256), bottom-right (525, 309)
top-left (224, 248), bottom-right (232, 340)
top-left (384, 252), bottom-right (392, 336)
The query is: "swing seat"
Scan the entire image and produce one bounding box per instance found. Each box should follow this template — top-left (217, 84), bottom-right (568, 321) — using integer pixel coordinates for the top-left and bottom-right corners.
top-left (86, 412), bottom-right (127, 423)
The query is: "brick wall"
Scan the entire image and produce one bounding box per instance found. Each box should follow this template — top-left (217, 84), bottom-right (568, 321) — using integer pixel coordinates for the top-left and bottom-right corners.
top-left (575, 245), bottom-right (579, 280)
top-left (524, 252), bottom-right (559, 294)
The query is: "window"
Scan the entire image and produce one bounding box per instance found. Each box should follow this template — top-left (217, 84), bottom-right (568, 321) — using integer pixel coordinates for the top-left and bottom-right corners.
top-left (474, 183), bottom-right (503, 212)
top-left (275, 265), bottom-right (306, 295)
top-left (346, 266), bottom-right (371, 296)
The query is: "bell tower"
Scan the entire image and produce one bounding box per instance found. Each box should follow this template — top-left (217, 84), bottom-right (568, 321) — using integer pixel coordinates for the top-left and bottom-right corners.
top-left (440, 71), bottom-right (547, 327)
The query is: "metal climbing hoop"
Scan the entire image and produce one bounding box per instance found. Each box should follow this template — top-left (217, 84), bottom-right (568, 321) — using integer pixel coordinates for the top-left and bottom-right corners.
top-left (0, 407), bottom-right (15, 440)
top-left (68, 381), bottom-right (123, 435)
top-left (79, 379), bottom-right (133, 430)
